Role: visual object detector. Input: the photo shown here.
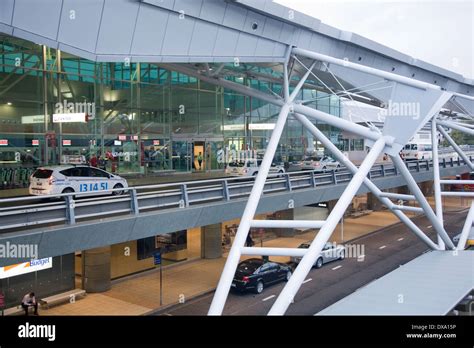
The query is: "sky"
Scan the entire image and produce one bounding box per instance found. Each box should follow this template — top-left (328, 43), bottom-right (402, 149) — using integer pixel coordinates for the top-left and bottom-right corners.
top-left (275, 0), bottom-right (474, 79)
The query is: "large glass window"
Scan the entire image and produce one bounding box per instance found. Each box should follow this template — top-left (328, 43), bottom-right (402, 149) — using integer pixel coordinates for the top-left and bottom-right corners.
top-left (0, 33), bottom-right (343, 189)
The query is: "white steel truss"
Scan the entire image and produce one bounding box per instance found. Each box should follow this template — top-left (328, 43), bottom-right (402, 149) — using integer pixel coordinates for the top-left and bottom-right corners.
top-left (159, 45), bottom-right (474, 316)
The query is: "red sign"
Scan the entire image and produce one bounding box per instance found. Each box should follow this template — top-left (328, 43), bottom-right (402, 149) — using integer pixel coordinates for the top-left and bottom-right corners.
top-left (132, 135), bottom-right (138, 141)
top-left (118, 135), bottom-right (126, 141)
top-left (63, 140), bottom-right (71, 146)
top-left (32, 139), bottom-right (39, 146)
top-left (153, 140), bottom-right (160, 146)
top-left (0, 140), bottom-right (8, 146)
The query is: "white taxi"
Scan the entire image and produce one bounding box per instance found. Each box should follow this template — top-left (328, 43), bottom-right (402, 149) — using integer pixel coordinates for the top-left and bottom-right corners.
top-left (29, 165), bottom-right (128, 197)
top-left (225, 159), bottom-right (285, 177)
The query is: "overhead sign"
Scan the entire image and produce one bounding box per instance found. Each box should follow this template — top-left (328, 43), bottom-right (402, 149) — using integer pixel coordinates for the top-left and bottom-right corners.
top-left (53, 113), bottom-right (87, 123)
top-left (221, 124), bottom-right (245, 131)
top-left (249, 123), bottom-right (275, 130)
top-left (0, 258), bottom-right (52, 279)
top-left (62, 140), bottom-right (71, 146)
top-left (61, 155), bottom-right (86, 165)
top-left (21, 115), bottom-right (45, 124)
top-left (32, 140), bottom-right (39, 146)
top-left (153, 140), bottom-right (160, 146)
top-left (118, 135), bottom-right (127, 141)
top-left (0, 140), bottom-right (8, 146)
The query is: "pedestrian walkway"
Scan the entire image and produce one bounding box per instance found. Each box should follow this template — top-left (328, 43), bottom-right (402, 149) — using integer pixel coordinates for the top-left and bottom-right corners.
top-left (32, 204), bottom-right (458, 316)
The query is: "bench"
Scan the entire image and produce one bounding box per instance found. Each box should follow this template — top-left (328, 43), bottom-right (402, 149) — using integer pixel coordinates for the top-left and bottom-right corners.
top-left (2, 305), bottom-right (36, 316)
top-left (40, 289), bottom-right (86, 309)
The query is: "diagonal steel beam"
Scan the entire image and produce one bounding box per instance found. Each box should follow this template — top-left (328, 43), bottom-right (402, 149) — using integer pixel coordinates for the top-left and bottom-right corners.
top-left (294, 113), bottom-right (440, 250)
top-left (391, 155), bottom-right (455, 249)
top-left (437, 125), bottom-right (474, 170)
top-left (456, 201), bottom-right (474, 250)
top-left (269, 136), bottom-right (387, 315)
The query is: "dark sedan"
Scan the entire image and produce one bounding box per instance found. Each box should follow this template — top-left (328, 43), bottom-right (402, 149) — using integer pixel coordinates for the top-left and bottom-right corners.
top-left (231, 258), bottom-right (292, 294)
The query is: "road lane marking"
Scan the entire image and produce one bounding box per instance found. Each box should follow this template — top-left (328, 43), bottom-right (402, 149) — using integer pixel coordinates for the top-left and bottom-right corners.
top-left (379, 245), bottom-right (386, 249)
top-left (303, 278), bottom-right (312, 284)
top-left (262, 295), bottom-right (275, 302)
top-left (397, 238), bottom-right (404, 241)
top-left (427, 225), bottom-right (432, 229)
top-left (332, 265), bottom-right (342, 270)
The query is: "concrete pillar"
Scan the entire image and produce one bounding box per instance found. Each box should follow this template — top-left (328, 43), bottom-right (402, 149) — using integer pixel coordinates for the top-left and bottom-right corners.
top-left (419, 180), bottom-right (434, 196)
top-left (201, 223), bottom-right (222, 259)
top-left (367, 192), bottom-right (384, 211)
top-left (82, 246), bottom-right (111, 293)
top-left (328, 199), bottom-right (352, 216)
top-left (327, 200), bottom-right (337, 214)
top-left (397, 185), bottom-right (410, 195)
top-left (273, 209), bottom-right (295, 237)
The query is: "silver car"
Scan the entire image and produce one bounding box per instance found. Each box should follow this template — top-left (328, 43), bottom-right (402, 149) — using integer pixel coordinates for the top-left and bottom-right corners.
top-left (300, 156), bottom-right (341, 172)
top-left (291, 241), bottom-right (345, 268)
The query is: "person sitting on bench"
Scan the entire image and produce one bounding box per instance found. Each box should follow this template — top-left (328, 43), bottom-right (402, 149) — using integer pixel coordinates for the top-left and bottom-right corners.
top-left (21, 292), bottom-right (38, 316)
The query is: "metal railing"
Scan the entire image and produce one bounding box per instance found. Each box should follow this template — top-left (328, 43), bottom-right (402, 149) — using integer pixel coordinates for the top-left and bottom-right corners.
top-left (0, 156), bottom-right (469, 232)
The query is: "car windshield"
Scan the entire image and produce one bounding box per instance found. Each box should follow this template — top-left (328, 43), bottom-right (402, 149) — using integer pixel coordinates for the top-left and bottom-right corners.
top-left (32, 169), bottom-right (53, 179)
top-left (228, 161), bottom-right (245, 167)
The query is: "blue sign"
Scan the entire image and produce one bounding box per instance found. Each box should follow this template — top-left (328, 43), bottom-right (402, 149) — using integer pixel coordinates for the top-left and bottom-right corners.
top-left (153, 252), bottom-right (161, 265)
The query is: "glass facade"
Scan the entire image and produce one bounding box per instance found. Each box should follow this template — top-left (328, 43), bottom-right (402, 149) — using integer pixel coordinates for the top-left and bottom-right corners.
top-left (0, 34), bottom-right (341, 188)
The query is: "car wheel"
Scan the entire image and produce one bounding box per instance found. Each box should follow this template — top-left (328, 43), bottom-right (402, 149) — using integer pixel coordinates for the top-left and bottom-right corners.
top-left (252, 172), bottom-right (258, 176)
top-left (112, 183), bottom-right (124, 196)
top-left (339, 250), bottom-right (345, 260)
top-left (315, 257), bottom-right (323, 269)
top-left (255, 280), bottom-right (264, 294)
top-left (62, 187), bottom-right (75, 200)
top-left (285, 270), bottom-right (292, 281)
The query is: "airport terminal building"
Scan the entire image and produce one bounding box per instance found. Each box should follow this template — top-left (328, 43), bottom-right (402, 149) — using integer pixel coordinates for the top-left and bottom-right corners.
top-left (0, 0), bottom-right (472, 315)
top-left (0, 33), bottom-right (341, 183)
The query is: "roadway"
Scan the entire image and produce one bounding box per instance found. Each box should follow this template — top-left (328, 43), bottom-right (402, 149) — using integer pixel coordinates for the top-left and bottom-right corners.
top-left (154, 209), bottom-right (469, 315)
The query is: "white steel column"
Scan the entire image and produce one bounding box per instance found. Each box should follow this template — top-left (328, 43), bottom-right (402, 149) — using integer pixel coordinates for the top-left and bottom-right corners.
top-left (431, 118), bottom-right (445, 249)
top-left (208, 102), bottom-right (291, 315)
top-left (269, 137), bottom-right (387, 315)
top-left (208, 52), bottom-right (314, 315)
top-left (294, 113), bottom-right (440, 250)
top-left (391, 155), bottom-right (455, 249)
top-left (456, 201), bottom-right (474, 250)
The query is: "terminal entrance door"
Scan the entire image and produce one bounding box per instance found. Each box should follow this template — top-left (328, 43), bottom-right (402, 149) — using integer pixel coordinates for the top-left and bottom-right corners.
top-left (193, 141), bottom-right (205, 172)
top-left (172, 141), bottom-right (192, 172)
